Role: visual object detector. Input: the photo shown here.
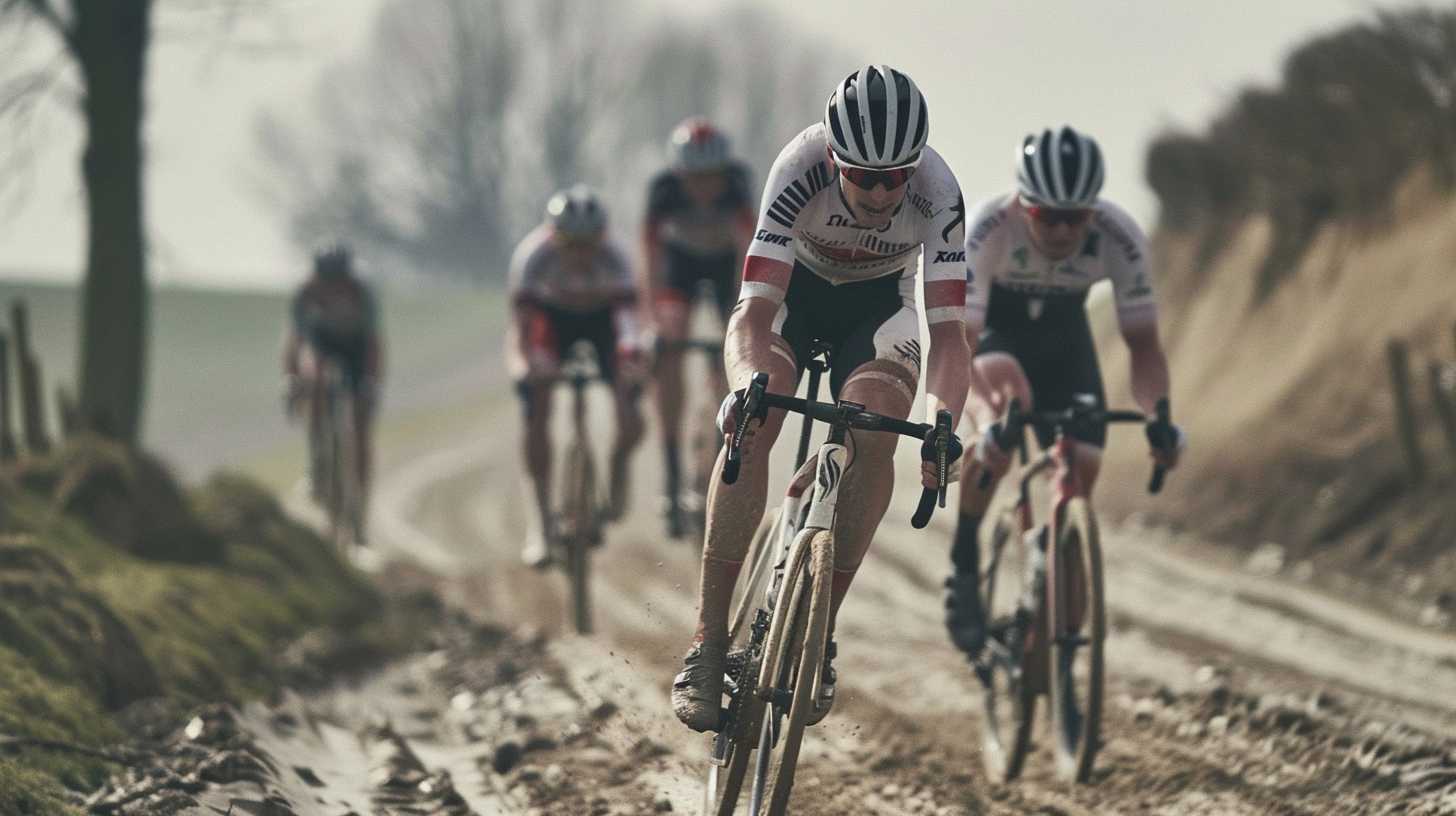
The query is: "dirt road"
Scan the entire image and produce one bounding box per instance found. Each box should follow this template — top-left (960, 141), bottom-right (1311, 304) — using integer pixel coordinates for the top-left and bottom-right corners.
top-left (248, 372), bottom-right (1456, 815)
top-left (107, 376), bottom-right (1456, 815)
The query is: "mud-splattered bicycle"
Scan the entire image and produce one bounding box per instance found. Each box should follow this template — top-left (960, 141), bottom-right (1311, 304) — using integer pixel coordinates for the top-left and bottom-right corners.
top-left (700, 363), bottom-right (960, 815)
top-left (976, 396), bottom-right (1170, 784)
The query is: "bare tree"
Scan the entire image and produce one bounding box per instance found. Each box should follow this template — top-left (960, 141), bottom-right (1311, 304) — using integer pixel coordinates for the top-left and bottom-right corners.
top-left (3, 0), bottom-right (154, 443)
top-left (257, 0), bottom-right (848, 282)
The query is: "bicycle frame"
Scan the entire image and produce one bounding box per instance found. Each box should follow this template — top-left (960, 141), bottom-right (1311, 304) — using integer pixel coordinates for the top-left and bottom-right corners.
top-left (755, 425), bottom-right (847, 702)
top-left (1016, 431), bottom-right (1094, 658)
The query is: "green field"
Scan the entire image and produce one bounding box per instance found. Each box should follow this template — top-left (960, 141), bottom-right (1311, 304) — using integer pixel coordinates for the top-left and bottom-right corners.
top-left (0, 281), bottom-right (507, 482)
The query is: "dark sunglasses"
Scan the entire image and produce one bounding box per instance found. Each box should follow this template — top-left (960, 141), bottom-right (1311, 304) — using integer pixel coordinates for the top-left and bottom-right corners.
top-left (1025, 204), bottom-right (1093, 227)
top-left (837, 161), bottom-right (917, 191)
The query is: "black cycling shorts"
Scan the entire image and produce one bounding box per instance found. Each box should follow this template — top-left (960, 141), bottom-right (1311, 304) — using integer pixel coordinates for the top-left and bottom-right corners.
top-left (661, 244), bottom-right (738, 324)
top-left (307, 330), bottom-right (370, 391)
top-left (975, 283), bottom-right (1106, 447)
top-left (775, 261), bottom-right (921, 399)
top-left (519, 303), bottom-right (618, 386)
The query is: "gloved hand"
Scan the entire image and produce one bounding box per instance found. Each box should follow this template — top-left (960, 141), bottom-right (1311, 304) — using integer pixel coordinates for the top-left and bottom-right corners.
top-left (1145, 417), bottom-right (1186, 470)
top-left (716, 388), bottom-right (748, 436)
top-left (920, 428), bottom-right (964, 489)
top-left (973, 422), bottom-right (1012, 474)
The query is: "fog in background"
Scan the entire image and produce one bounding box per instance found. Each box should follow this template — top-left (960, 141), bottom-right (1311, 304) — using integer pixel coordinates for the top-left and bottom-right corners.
top-left (0, 0), bottom-right (1373, 289)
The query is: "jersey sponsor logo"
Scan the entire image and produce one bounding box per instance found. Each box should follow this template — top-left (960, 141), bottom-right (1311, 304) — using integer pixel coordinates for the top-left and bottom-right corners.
top-left (755, 228), bottom-right (792, 247)
top-left (1011, 246), bottom-right (1031, 270)
top-left (767, 161), bottom-right (833, 229)
top-left (940, 193), bottom-right (965, 244)
top-left (801, 233), bottom-right (915, 265)
top-left (1057, 263), bottom-right (1086, 277)
top-left (826, 213), bottom-right (892, 233)
top-left (998, 280), bottom-right (1086, 297)
top-left (933, 250), bottom-right (966, 264)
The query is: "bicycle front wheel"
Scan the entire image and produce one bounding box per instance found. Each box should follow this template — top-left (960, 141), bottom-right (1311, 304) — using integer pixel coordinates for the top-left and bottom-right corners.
top-left (563, 440), bottom-right (596, 635)
top-left (978, 509), bottom-right (1036, 783)
top-left (1047, 497), bottom-right (1105, 784)
top-left (754, 529), bottom-right (831, 815)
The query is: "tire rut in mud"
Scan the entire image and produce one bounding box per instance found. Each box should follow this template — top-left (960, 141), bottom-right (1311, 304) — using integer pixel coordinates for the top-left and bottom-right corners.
top-left (83, 615), bottom-right (679, 816)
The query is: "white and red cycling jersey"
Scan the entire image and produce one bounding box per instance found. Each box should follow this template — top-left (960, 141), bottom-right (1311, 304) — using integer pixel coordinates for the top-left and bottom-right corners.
top-left (508, 224), bottom-right (636, 313)
top-left (740, 124), bottom-right (968, 327)
top-left (963, 193), bottom-right (1157, 333)
top-left (506, 224), bottom-right (643, 381)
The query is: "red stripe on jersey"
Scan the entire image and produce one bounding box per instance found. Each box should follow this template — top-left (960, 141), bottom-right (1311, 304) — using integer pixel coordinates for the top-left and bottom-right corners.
top-left (924, 279), bottom-right (968, 308)
top-left (743, 255), bottom-right (791, 288)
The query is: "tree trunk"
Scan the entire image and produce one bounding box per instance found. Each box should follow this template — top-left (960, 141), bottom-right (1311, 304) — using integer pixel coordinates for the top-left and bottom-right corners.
top-left (75, 0), bottom-right (152, 444)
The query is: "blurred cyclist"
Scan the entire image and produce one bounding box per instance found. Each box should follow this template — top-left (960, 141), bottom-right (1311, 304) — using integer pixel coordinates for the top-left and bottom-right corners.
top-left (641, 117), bottom-right (756, 537)
top-left (671, 66), bottom-right (970, 732)
top-left (944, 125), bottom-right (1187, 659)
top-left (508, 185), bottom-right (648, 568)
top-left (283, 242), bottom-right (383, 517)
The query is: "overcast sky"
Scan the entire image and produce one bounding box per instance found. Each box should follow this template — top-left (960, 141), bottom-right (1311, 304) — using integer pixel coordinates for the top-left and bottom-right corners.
top-left (0, 0), bottom-right (1375, 289)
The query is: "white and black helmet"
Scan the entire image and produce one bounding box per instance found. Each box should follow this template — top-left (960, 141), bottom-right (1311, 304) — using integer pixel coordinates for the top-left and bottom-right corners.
top-left (823, 65), bottom-right (928, 168)
top-left (545, 184), bottom-right (606, 237)
top-left (1017, 126), bottom-right (1105, 208)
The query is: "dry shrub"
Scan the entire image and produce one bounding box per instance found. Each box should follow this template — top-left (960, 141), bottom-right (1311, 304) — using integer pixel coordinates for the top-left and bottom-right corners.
top-left (1145, 6), bottom-right (1456, 298)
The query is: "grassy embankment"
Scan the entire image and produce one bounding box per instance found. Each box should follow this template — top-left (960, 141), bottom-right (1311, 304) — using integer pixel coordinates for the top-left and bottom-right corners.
top-left (1095, 7), bottom-right (1456, 616)
top-left (0, 437), bottom-right (408, 814)
top-left (0, 282), bottom-right (507, 812)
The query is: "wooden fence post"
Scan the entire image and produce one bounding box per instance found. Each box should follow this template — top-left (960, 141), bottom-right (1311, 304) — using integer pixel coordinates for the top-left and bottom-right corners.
top-left (0, 332), bottom-right (15, 462)
top-left (55, 385), bottom-right (78, 439)
top-left (11, 299), bottom-right (50, 455)
top-left (1387, 340), bottom-right (1425, 483)
top-left (1434, 361), bottom-right (1456, 466)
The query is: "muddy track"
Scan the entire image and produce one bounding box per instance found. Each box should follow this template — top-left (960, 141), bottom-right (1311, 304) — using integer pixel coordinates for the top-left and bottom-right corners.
top-left (94, 386), bottom-right (1456, 814)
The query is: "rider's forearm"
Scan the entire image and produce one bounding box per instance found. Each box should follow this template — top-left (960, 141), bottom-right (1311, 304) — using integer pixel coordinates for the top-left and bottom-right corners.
top-left (924, 322), bottom-right (971, 430)
top-left (1124, 324), bottom-right (1171, 414)
top-left (639, 224), bottom-right (663, 306)
top-left (723, 298), bottom-right (784, 389)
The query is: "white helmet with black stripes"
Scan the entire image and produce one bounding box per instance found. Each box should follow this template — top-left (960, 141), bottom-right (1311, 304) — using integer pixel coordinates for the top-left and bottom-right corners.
top-left (1017, 125), bottom-right (1105, 208)
top-left (823, 65), bottom-right (928, 168)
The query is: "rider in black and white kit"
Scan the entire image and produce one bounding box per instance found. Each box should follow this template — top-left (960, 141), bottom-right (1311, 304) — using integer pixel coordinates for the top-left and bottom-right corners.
top-left (671, 65), bottom-right (970, 733)
top-left (944, 126), bottom-right (1187, 659)
top-left (642, 118), bottom-right (756, 537)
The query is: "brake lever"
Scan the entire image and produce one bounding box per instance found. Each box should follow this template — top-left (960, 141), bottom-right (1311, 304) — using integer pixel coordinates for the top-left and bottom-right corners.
top-left (1147, 397), bottom-right (1170, 495)
top-left (976, 398), bottom-right (1022, 491)
top-left (722, 372), bottom-right (769, 485)
top-left (912, 410), bottom-right (954, 529)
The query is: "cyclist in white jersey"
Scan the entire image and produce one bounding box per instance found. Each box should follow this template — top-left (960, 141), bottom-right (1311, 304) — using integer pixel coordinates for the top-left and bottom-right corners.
top-left (506, 185), bottom-right (647, 568)
top-left (943, 126), bottom-right (1186, 658)
top-left (672, 65), bottom-right (970, 732)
